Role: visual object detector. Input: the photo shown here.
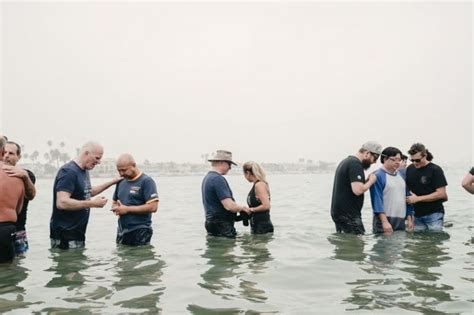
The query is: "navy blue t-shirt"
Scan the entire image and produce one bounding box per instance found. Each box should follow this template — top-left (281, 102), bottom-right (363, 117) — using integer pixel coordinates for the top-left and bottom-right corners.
top-left (113, 173), bottom-right (158, 235)
top-left (201, 171), bottom-right (236, 221)
top-left (50, 161), bottom-right (92, 241)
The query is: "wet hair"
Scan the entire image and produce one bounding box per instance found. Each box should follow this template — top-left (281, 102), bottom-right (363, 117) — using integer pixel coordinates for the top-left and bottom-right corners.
top-left (380, 147), bottom-right (402, 163)
top-left (242, 161), bottom-right (267, 183)
top-left (408, 143), bottom-right (434, 161)
top-left (6, 141), bottom-right (21, 155)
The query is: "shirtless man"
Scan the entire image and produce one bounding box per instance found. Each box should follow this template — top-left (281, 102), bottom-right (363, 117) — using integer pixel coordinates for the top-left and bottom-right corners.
top-left (0, 135), bottom-right (25, 263)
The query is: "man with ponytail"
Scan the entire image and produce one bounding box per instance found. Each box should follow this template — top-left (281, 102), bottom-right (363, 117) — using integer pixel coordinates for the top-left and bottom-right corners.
top-left (406, 143), bottom-right (448, 232)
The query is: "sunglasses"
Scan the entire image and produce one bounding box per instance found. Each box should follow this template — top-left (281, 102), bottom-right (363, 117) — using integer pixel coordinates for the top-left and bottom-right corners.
top-left (410, 158), bottom-right (422, 163)
top-left (370, 152), bottom-right (380, 161)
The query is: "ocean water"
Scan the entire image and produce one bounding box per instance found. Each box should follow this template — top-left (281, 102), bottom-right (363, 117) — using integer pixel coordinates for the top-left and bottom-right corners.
top-left (0, 168), bottom-right (472, 314)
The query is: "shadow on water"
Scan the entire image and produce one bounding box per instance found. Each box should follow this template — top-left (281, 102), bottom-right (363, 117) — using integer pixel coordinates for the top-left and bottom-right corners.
top-left (190, 235), bottom-right (275, 315)
top-left (331, 231), bottom-right (454, 314)
top-left (0, 262), bottom-right (37, 312)
top-left (112, 245), bottom-right (166, 313)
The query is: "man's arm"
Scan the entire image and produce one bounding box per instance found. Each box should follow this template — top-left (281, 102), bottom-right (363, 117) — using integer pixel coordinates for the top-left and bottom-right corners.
top-left (16, 187), bottom-right (25, 215)
top-left (462, 173), bottom-right (474, 194)
top-left (91, 176), bottom-right (122, 196)
top-left (2, 166), bottom-right (36, 200)
top-left (352, 173), bottom-right (377, 196)
top-left (112, 200), bottom-right (158, 216)
top-left (406, 187), bottom-right (447, 204)
top-left (56, 191), bottom-right (108, 210)
top-left (221, 198), bottom-right (248, 214)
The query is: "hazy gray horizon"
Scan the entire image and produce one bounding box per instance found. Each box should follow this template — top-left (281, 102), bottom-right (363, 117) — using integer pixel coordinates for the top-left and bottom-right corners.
top-left (1, 2), bottom-right (472, 165)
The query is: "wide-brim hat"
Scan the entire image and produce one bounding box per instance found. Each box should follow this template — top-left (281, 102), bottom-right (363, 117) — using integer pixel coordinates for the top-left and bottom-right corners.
top-left (208, 150), bottom-right (237, 165)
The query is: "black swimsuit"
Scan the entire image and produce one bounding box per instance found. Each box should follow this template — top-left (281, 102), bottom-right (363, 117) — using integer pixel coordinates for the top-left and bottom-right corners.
top-left (247, 181), bottom-right (274, 234)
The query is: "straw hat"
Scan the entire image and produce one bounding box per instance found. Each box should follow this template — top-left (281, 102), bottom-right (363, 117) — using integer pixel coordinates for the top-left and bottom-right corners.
top-left (208, 150), bottom-right (237, 165)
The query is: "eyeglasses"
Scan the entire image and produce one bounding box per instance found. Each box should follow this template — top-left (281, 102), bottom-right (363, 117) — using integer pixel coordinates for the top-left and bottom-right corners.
top-left (410, 158), bottom-right (422, 163)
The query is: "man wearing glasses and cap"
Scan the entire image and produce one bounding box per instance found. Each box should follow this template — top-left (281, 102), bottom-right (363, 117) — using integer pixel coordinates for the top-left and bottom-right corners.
top-left (201, 150), bottom-right (250, 238)
top-left (330, 141), bottom-right (382, 235)
top-left (405, 143), bottom-right (448, 232)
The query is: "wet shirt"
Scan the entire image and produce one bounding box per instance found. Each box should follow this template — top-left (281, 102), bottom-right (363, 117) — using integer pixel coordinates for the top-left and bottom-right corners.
top-left (201, 171), bottom-right (236, 222)
top-left (406, 162), bottom-right (448, 217)
top-left (50, 161), bottom-right (91, 241)
top-left (247, 181), bottom-right (273, 234)
top-left (15, 169), bottom-right (36, 231)
top-left (370, 168), bottom-right (413, 232)
top-left (113, 173), bottom-right (158, 235)
top-left (331, 156), bottom-right (365, 219)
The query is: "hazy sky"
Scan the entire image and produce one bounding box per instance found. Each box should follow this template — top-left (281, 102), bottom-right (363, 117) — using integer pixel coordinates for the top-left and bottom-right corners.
top-left (1, 1), bottom-right (472, 164)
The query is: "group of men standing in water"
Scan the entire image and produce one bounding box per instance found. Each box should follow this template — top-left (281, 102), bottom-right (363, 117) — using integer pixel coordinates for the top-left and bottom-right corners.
top-left (1, 134), bottom-right (473, 263)
top-left (330, 140), bottom-right (460, 235)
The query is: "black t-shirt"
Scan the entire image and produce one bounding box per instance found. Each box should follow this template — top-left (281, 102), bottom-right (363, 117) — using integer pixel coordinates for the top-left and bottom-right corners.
top-left (15, 169), bottom-right (36, 231)
top-left (331, 156), bottom-right (365, 219)
top-left (406, 162), bottom-right (448, 217)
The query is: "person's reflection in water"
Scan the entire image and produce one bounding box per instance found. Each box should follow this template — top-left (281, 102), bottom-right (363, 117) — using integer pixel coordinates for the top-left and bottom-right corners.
top-left (192, 236), bottom-right (272, 314)
top-left (328, 233), bottom-right (367, 263)
top-left (343, 232), bottom-right (411, 311)
top-left (198, 236), bottom-right (239, 299)
top-left (0, 263), bottom-right (32, 312)
top-left (238, 233), bottom-right (274, 303)
top-left (46, 249), bottom-right (88, 290)
top-left (399, 232), bottom-right (453, 313)
top-left (112, 244), bottom-right (166, 313)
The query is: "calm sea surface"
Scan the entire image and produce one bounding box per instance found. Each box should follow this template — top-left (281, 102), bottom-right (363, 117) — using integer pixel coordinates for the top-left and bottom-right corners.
top-left (0, 169), bottom-right (472, 314)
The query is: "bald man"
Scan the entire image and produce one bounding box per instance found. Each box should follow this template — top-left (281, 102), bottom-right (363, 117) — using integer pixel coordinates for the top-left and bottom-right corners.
top-left (50, 141), bottom-right (122, 249)
top-left (0, 136), bottom-right (25, 262)
top-left (111, 153), bottom-right (159, 246)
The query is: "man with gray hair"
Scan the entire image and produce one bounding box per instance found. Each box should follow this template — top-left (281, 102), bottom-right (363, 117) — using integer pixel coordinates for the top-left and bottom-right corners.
top-left (0, 135), bottom-right (25, 262)
top-left (111, 153), bottom-right (159, 246)
top-left (201, 150), bottom-right (250, 238)
top-left (50, 141), bottom-right (121, 249)
top-left (330, 141), bottom-right (382, 234)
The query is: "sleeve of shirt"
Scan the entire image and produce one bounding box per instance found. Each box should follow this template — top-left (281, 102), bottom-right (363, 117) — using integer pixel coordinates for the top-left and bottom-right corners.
top-left (405, 181), bottom-right (414, 216)
top-left (432, 165), bottom-right (448, 189)
top-left (112, 181), bottom-right (120, 201)
top-left (348, 160), bottom-right (365, 183)
top-left (213, 176), bottom-right (233, 201)
top-left (143, 177), bottom-right (159, 203)
top-left (26, 170), bottom-right (36, 184)
top-left (55, 168), bottom-right (76, 194)
top-left (370, 170), bottom-right (385, 214)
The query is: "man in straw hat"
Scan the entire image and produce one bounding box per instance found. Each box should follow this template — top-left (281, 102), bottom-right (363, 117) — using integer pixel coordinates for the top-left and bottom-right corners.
top-left (201, 150), bottom-right (250, 238)
top-left (330, 141), bottom-right (382, 235)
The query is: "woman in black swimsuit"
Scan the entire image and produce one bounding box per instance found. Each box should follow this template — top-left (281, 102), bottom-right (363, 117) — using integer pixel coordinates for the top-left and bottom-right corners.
top-left (242, 161), bottom-right (274, 234)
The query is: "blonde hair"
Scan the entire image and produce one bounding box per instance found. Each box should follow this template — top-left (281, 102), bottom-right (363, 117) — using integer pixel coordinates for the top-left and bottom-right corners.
top-left (243, 161), bottom-right (267, 183)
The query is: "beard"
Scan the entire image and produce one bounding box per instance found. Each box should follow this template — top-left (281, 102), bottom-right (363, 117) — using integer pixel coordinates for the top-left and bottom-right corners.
top-left (361, 158), bottom-right (372, 170)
